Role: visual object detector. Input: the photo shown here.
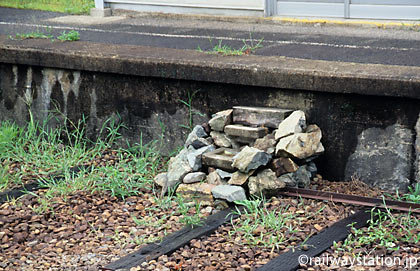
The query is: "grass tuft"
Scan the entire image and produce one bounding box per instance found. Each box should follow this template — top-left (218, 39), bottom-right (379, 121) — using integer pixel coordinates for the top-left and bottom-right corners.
top-left (197, 37), bottom-right (264, 56)
top-left (230, 198), bottom-right (297, 250)
top-left (57, 30), bottom-right (80, 41)
top-left (335, 207), bottom-right (420, 256)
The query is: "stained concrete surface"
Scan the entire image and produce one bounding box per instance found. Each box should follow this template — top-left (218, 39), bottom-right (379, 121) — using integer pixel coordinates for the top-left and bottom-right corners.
top-left (0, 7), bottom-right (420, 67)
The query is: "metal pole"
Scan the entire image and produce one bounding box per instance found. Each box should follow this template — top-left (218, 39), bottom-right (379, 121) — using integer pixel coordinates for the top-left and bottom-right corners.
top-left (264, 0), bottom-right (277, 17)
top-left (95, 0), bottom-right (104, 9)
top-left (344, 0), bottom-right (350, 18)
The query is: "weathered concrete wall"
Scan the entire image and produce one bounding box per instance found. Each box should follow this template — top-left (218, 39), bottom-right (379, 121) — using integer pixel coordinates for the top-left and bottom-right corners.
top-left (415, 115), bottom-right (420, 183)
top-left (1, 63), bottom-right (419, 185)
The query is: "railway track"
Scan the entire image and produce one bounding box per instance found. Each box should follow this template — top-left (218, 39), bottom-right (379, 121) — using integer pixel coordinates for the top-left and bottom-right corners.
top-left (100, 187), bottom-right (420, 271)
top-left (1, 178), bottom-right (419, 271)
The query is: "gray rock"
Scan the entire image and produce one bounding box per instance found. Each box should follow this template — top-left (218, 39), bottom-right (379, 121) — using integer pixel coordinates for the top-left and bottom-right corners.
top-left (212, 185), bottom-right (247, 202)
top-left (154, 172), bottom-right (167, 188)
top-left (167, 149), bottom-right (192, 189)
top-left (275, 110), bottom-right (306, 140)
top-left (275, 124), bottom-right (323, 159)
top-left (415, 114), bottom-right (420, 183)
top-left (183, 172), bottom-right (206, 184)
top-left (187, 145), bottom-right (216, 171)
top-left (207, 171), bottom-right (225, 185)
top-left (215, 169), bottom-right (233, 180)
top-left (191, 137), bottom-right (212, 149)
top-left (253, 134), bottom-right (277, 154)
top-left (184, 125), bottom-right (208, 148)
top-left (306, 162), bottom-right (318, 178)
top-left (230, 138), bottom-right (242, 150)
top-left (278, 173), bottom-right (297, 187)
top-left (344, 124), bottom-right (413, 192)
top-left (193, 124), bottom-right (208, 137)
top-left (276, 165), bottom-right (313, 188)
top-left (294, 165), bottom-right (312, 188)
top-left (210, 131), bottom-right (232, 148)
top-left (228, 170), bottom-right (255, 185)
top-left (209, 109), bottom-right (232, 132)
top-left (248, 169), bottom-right (286, 196)
top-left (232, 146), bottom-right (272, 173)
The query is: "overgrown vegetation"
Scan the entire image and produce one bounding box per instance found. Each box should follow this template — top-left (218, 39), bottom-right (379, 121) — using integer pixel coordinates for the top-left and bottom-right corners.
top-left (197, 37), bottom-right (264, 56)
top-left (0, 113), bottom-right (162, 197)
top-left (335, 207), bottom-right (420, 256)
top-left (0, 113), bottom-right (208, 229)
top-left (9, 29), bottom-right (81, 42)
top-left (0, 0), bottom-right (94, 14)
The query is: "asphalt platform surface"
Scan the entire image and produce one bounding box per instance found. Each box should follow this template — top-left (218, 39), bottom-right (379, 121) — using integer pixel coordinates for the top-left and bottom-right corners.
top-left (0, 7), bottom-right (419, 67)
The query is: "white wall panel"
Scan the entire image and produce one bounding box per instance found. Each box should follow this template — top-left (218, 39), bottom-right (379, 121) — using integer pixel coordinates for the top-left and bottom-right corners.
top-left (277, 2), bottom-right (344, 17)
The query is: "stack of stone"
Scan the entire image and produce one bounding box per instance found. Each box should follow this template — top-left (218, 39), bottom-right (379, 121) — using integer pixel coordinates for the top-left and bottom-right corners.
top-left (154, 106), bottom-right (324, 206)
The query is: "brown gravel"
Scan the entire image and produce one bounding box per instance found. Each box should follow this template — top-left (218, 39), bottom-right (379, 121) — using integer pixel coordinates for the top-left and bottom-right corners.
top-left (309, 175), bottom-right (384, 198)
top-left (0, 160), bottom-right (39, 191)
top-left (0, 189), bottom-right (207, 271)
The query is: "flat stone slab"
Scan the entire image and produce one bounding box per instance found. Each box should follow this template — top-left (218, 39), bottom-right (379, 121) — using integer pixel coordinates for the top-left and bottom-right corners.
top-left (232, 106), bottom-right (293, 128)
top-left (176, 183), bottom-right (216, 206)
top-left (228, 170), bottom-right (255, 186)
top-left (202, 148), bottom-right (238, 172)
top-left (224, 124), bottom-right (268, 139)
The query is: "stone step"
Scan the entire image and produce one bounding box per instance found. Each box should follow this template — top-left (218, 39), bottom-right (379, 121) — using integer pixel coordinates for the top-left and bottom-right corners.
top-left (224, 124), bottom-right (268, 139)
top-left (232, 106), bottom-right (293, 128)
top-left (202, 148), bottom-right (238, 172)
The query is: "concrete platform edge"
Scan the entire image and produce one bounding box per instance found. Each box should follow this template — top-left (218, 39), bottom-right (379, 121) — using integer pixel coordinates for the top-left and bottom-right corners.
top-left (0, 35), bottom-right (419, 100)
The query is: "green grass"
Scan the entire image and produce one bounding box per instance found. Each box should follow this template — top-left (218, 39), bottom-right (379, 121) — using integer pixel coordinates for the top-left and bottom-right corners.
top-left (10, 31), bottom-right (54, 40)
top-left (178, 90), bottom-right (205, 132)
top-left (0, 0), bottom-right (94, 14)
top-left (334, 207), bottom-right (420, 256)
top-left (398, 183), bottom-right (420, 204)
top-left (0, 113), bottom-right (163, 199)
top-left (0, 113), bottom-right (208, 231)
top-left (230, 198), bottom-right (298, 250)
top-left (384, 182), bottom-right (420, 204)
top-left (57, 30), bottom-right (80, 41)
top-left (9, 29), bottom-right (81, 42)
top-left (197, 37), bottom-right (264, 56)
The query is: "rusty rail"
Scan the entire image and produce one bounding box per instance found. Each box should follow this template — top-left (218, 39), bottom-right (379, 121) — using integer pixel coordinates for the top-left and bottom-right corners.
top-left (278, 187), bottom-right (420, 214)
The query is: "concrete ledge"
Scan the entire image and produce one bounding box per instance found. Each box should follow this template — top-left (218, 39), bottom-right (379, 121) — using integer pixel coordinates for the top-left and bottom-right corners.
top-left (0, 35), bottom-right (419, 100)
top-left (1, 35), bottom-right (419, 182)
top-left (90, 8), bottom-right (112, 17)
